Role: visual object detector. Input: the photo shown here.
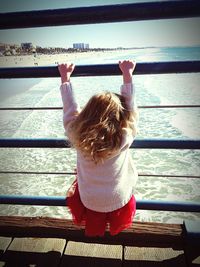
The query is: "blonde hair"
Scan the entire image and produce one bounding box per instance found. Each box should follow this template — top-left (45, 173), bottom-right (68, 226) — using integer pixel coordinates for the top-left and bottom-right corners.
top-left (69, 92), bottom-right (137, 163)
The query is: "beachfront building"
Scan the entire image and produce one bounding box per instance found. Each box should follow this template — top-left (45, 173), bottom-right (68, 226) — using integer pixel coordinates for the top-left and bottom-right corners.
top-left (0, 43), bottom-right (21, 56)
top-left (21, 43), bottom-right (36, 53)
top-left (0, 43), bottom-right (8, 56)
top-left (0, 43), bottom-right (13, 53)
top-left (73, 43), bottom-right (89, 50)
top-left (0, 43), bottom-right (9, 52)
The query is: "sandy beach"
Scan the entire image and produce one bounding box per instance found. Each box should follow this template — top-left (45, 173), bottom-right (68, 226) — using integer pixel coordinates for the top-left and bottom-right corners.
top-left (0, 50), bottom-right (126, 68)
top-left (0, 52), bottom-right (90, 67)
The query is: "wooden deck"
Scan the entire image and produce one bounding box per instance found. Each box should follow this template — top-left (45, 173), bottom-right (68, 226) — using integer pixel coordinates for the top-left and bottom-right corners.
top-left (0, 216), bottom-right (199, 267)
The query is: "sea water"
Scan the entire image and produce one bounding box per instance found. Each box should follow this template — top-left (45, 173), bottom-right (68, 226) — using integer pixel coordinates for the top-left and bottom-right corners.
top-left (0, 47), bottom-right (200, 223)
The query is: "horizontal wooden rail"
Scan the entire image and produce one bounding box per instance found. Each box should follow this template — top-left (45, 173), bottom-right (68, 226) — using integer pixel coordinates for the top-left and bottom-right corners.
top-left (1, 61), bottom-right (200, 79)
top-left (0, 0), bottom-right (200, 29)
top-left (0, 195), bottom-right (200, 212)
top-left (0, 138), bottom-right (200, 149)
top-left (0, 216), bottom-right (184, 248)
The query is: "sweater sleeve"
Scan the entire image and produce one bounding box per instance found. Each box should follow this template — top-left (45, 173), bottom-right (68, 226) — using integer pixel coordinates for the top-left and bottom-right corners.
top-left (120, 83), bottom-right (139, 141)
top-left (60, 82), bottom-right (80, 136)
top-left (120, 83), bottom-right (136, 111)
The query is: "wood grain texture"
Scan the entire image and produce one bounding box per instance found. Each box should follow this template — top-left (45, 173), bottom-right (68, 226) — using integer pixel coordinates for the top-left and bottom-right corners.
top-left (124, 247), bottom-right (187, 267)
top-left (0, 237), bottom-right (12, 257)
top-left (60, 241), bottom-right (122, 267)
top-left (0, 216), bottom-right (183, 248)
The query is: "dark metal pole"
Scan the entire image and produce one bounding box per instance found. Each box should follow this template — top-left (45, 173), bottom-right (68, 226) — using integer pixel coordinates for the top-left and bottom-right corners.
top-left (0, 138), bottom-right (200, 149)
top-left (0, 61), bottom-right (200, 79)
top-left (0, 0), bottom-right (200, 29)
top-left (0, 195), bottom-right (200, 212)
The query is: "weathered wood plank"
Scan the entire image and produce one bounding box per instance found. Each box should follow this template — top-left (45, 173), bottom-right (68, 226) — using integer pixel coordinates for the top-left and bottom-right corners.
top-left (60, 241), bottom-right (122, 267)
top-left (0, 237), bottom-right (12, 252)
top-left (0, 216), bottom-right (184, 248)
top-left (0, 237), bottom-right (12, 258)
top-left (0, 237), bottom-right (66, 267)
top-left (124, 247), bottom-right (187, 267)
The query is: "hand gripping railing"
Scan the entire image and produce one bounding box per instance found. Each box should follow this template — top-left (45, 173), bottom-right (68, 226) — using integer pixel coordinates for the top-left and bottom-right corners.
top-left (0, 0), bottom-right (200, 216)
top-left (1, 61), bottom-right (200, 78)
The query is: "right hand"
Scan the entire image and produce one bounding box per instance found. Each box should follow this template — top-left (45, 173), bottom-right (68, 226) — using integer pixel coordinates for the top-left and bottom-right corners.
top-left (119, 60), bottom-right (136, 75)
top-left (58, 63), bottom-right (75, 83)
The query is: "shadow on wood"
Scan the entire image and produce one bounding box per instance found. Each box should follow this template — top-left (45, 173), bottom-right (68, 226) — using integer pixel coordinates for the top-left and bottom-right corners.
top-left (1, 250), bottom-right (62, 267)
top-left (0, 237), bottom-right (66, 267)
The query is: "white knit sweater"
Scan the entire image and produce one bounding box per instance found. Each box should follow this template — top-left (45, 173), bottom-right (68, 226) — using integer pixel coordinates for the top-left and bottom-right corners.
top-left (60, 82), bottom-right (138, 212)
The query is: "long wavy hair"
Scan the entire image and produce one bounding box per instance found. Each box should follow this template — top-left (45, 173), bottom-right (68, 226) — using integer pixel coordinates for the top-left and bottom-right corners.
top-left (69, 92), bottom-right (137, 163)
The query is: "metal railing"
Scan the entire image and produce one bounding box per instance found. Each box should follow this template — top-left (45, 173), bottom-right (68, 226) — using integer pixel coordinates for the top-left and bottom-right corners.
top-left (0, 195), bottom-right (200, 212)
top-left (0, 0), bottom-right (200, 29)
top-left (1, 61), bottom-right (200, 78)
top-left (0, 137), bottom-right (200, 149)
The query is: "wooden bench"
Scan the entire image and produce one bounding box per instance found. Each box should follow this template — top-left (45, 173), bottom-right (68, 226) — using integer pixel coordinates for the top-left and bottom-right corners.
top-left (0, 216), bottom-right (184, 248)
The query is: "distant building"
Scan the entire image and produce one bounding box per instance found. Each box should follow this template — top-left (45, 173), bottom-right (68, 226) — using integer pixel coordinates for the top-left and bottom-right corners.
top-left (0, 43), bottom-right (21, 55)
top-left (21, 43), bottom-right (35, 51)
top-left (0, 43), bottom-right (10, 52)
top-left (73, 43), bottom-right (89, 50)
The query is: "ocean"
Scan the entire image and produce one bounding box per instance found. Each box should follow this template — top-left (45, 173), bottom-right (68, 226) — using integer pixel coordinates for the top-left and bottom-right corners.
top-left (0, 46), bottom-right (200, 223)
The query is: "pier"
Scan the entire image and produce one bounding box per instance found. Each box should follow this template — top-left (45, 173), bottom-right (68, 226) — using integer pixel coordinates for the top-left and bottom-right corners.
top-left (0, 0), bottom-right (200, 266)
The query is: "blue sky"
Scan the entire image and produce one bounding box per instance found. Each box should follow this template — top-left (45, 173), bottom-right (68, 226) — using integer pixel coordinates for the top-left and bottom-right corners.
top-left (0, 0), bottom-right (200, 48)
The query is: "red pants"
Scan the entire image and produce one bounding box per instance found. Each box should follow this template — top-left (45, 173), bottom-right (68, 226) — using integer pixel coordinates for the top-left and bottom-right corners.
top-left (67, 180), bottom-right (136, 237)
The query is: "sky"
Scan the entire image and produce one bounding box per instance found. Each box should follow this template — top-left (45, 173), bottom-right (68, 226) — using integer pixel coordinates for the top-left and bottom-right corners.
top-left (0, 0), bottom-right (200, 48)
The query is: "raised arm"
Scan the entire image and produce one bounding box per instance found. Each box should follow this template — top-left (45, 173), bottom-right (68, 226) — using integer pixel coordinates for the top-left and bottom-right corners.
top-left (119, 60), bottom-right (138, 133)
top-left (58, 63), bottom-right (80, 137)
top-left (119, 60), bottom-right (137, 110)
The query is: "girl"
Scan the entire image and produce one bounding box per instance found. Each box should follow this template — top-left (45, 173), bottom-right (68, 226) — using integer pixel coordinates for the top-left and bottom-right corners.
top-left (58, 60), bottom-right (138, 237)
